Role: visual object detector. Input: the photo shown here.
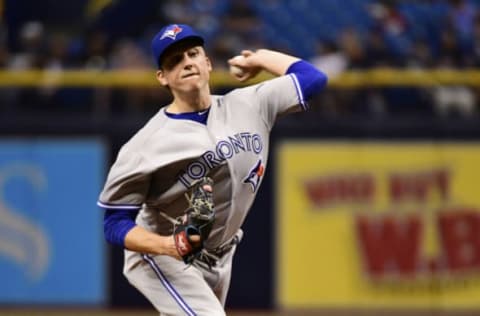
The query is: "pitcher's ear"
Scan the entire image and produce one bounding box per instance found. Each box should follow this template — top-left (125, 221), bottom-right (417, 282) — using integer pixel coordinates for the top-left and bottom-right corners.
top-left (206, 56), bottom-right (212, 72)
top-left (156, 70), bottom-right (168, 86)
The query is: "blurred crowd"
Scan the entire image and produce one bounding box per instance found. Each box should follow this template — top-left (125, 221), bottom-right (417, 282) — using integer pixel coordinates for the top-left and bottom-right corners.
top-left (0, 0), bottom-right (479, 119)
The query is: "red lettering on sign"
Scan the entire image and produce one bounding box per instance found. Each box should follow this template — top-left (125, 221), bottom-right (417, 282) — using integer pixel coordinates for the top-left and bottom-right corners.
top-left (438, 209), bottom-right (480, 271)
top-left (389, 169), bottom-right (450, 203)
top-left (356, 215), bottom-right (422, 277)
top-left (305, 174), bottom-right (374, 207)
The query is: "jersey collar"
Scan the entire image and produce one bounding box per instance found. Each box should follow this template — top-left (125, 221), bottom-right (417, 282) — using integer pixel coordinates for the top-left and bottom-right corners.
top-left (164, 107), bottom-right (210, 125)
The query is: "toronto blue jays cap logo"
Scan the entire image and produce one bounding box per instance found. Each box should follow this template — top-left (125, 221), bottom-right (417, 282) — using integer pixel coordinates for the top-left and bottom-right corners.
top-left (160, 24), bottom-right (183, 40)
top-left (152, 23), bottom-right (204, 68)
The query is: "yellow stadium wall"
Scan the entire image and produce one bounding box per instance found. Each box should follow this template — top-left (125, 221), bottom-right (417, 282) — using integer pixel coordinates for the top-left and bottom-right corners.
top-left (276, 141), bottom-right (480, 310)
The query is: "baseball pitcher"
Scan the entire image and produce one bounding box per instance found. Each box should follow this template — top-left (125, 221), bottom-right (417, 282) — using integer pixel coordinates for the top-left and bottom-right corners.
top-left (98, 23), bottom-right (327, 315)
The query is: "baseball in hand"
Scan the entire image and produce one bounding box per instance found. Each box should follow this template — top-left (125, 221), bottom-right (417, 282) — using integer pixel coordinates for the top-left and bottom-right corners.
top-left (229, 55), bottom-right (246, 77)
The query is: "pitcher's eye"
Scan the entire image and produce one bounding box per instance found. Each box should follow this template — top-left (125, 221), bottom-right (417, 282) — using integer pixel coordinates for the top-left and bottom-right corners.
top-left (188, 49), bottom-right (199, 58)
top-left (164, 54), bottom-right (183, 69)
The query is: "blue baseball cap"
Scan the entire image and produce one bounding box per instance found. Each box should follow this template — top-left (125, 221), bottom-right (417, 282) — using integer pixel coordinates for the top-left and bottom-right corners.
top-left (151, 24), bottom-right (205, 69)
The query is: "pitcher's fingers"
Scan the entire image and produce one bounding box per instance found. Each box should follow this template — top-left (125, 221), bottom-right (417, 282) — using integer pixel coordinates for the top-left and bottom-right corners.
top-left (189, 235), bottom-right (201, 243)
top-left (241, 50), bottom-right (254, 57)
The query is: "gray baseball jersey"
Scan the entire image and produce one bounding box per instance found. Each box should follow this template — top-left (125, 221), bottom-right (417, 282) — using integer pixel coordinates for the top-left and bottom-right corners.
top-left (98, 73), bottom-right (305, 315)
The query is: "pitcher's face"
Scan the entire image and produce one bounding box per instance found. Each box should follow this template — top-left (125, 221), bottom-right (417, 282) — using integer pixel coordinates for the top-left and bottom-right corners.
top-left (156, 42), bottom-right (212, 93)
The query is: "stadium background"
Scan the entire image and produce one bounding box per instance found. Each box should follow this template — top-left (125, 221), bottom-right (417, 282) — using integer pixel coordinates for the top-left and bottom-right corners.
top-left (1, 0), bottom-right (480, 315)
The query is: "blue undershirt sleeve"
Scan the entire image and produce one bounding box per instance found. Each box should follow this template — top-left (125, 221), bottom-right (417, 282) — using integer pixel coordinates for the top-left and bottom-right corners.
top-left (103, 209), bottom-right (139, 247)
top-left (286, 60), bottom-right (328, 100)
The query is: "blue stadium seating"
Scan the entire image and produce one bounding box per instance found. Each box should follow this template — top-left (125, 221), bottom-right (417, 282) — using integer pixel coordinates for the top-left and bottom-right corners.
top-left (246, 0), bottom-right (478, 59)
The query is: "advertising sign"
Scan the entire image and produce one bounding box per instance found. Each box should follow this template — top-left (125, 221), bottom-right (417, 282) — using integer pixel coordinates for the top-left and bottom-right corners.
top-left (277, 142), bottom-right (480, 309)
top-left (0, 139), bottom-right (106, 304)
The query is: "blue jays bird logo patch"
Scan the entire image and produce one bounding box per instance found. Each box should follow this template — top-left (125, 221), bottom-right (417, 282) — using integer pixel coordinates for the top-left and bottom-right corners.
top-left (243, 159), bottom-right (265, 192)
top-left (160, 24), bottom-right (183, 40)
